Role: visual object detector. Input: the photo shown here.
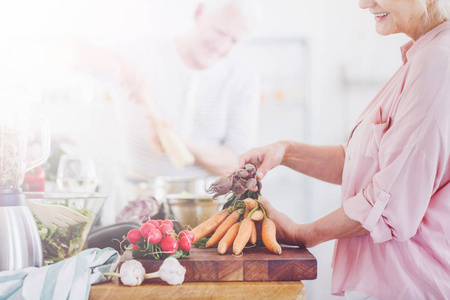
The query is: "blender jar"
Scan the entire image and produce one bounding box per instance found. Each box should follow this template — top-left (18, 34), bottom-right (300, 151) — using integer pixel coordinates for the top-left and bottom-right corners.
top-left (0, 109), bottom-right (50, 191)
top-left (0, 102), bottom-right (51, 271)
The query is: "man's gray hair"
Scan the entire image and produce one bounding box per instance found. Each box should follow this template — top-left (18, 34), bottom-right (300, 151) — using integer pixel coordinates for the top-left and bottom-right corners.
top-left (201, 0), bottom-right (263, 29)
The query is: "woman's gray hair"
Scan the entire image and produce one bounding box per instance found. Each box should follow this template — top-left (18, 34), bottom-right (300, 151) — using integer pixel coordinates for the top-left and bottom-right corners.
top-left (419, 0), bottom-right (450, 21)
top-left (435, 0), bottom-right (450, 19)
top-left (201, 0), bottom-right (263, 29)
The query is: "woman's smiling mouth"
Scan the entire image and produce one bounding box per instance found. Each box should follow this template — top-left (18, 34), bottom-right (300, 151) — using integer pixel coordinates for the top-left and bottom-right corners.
top-left (374, 12), bottom-right (390, 21)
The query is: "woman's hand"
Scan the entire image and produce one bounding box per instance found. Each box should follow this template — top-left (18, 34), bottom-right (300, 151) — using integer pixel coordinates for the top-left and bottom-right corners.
top-left (242, 142), bottom-right (346, 185)
top-left (258, 196), bottom-right (317, 248)
top-left (238, 141), bottom-right (288, 180)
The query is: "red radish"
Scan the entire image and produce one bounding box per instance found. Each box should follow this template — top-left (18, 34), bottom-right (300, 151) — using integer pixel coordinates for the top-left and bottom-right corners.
top-left (178, 236), bottom-right (192, 252)
top-left (156, 219), bottom-right (163, 226)
top-left (179, 230), bottom-right (195, 242)
top-left (146, 220), bottom-right (160, 228)
top-left (158, 223), bottom-right (173, 236)
top-left (161, 219), bottom-right (173, 229)
top-left (127, 229), bottom-right (142, 245)
top-left (160, 236), bottom-right (178, 255)
top-left (147, 228), bottom-right (163, 244)
top-left (140, 223), bottom-right (156, 239)
top-left (132, 244), bottom-right (139, 251)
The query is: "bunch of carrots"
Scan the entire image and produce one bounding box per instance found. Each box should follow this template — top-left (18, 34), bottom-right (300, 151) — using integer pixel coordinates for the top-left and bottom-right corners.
top-left (192, 198), bottom-right (281, 255)
top-left (192, 164), bottom-right (281, 255)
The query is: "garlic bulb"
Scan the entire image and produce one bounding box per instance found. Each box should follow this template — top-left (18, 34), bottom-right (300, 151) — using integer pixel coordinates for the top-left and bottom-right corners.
top-left (144, 257), bottom-right (186, 285)
top-left (119, 260), bottom-right (146, 286)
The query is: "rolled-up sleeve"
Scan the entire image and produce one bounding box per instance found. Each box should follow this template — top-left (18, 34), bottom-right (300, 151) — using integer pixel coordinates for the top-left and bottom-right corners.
top-left (343, 59), bottom-right (447, 243)
top-left (344, 141), bottom-right (438, 243)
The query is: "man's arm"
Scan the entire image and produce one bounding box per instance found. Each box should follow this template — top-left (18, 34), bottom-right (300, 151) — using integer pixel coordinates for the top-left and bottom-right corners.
top-left (185, 141), bottom-right (238, 175)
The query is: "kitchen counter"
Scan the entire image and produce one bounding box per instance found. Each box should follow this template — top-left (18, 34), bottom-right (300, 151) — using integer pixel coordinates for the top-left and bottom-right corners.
top-left (89, 280), bottom-right (306, 299)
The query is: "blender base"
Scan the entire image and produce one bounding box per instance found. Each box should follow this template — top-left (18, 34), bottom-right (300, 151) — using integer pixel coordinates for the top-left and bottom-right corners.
top-left (0, 189), bottom-right (43, 271)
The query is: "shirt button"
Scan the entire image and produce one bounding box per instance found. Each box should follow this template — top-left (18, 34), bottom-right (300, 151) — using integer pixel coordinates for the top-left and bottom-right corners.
top-left (347, 155), bottom-right (351, 161)
top-left (380, 194), bottom-right (389, 202)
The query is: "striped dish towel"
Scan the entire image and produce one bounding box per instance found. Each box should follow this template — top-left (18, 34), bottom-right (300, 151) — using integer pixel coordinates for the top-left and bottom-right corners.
top-left (0, 248), bottom-right (119, 300)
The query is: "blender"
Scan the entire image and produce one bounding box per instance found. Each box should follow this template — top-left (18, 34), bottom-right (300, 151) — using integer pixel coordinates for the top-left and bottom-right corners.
top-left (0, 103), bottom-right (50, 271)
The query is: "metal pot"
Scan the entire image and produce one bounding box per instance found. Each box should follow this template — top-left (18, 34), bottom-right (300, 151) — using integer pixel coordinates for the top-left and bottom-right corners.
top-left (153, 176), bottom-right (215, 202)
top-left (165, 193), bottom-right (225, 229)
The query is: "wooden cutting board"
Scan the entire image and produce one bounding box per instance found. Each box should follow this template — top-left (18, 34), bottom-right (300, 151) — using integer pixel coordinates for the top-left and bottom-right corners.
top-left (121, 246), bottom-right (316, 282)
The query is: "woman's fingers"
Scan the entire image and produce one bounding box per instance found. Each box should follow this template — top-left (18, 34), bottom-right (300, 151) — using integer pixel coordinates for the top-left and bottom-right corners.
top-left (238, 149), bottom-right (269, 180)
top-left (258, 196), bottom-right (273, 216)
top-left (258, 196), bottom-right (299, 246)
top-left (238, 142), bottom-right (287, 180)
top-left (238, 148), bottom-right (262, 169)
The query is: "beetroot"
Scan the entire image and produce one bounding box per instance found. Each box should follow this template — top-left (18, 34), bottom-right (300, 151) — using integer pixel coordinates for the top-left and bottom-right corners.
top-left (207, 163), bottom-right (261, 198)
top-left (207, 176), bottom-right (232, 196)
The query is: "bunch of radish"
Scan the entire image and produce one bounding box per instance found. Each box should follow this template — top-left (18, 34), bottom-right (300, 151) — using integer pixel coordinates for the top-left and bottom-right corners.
top-left (193, 164), bottom-right (281, 255)
top-left (125, 219), bottom-right (195, 259)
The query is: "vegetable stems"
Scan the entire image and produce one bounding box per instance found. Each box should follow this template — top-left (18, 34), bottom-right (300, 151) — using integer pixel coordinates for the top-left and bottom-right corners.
top-left (247, 206), bottom-right (259, 219)
top-left (258, 200), bottom-right (268, 219)
top-left (143, 272), bottom-right (159, 279)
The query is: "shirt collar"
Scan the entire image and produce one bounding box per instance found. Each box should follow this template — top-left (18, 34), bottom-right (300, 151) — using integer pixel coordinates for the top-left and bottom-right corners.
top-left (400, 20), bottom-right (450, 64)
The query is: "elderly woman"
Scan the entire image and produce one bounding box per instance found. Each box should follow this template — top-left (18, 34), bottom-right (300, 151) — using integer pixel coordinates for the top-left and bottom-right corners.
top-left (239, 0), bottom-right (450, 299)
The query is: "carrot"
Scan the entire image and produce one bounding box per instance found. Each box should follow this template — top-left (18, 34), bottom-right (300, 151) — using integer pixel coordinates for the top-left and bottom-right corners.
top-left (217, 222), bottom-right (241, 254)
top-left (262, 218), bottom-right (282, 255)
top-left (250, 210), bottom-right (264, 221)
top-left (206, 210), bottom-right (241, 247)
top-left (233, 219), bottom-right (254, 255)
top-left (243, 208), bottom-right (250, 219)
top-left (192, 209), bottom-right (230, 243)
top-left (243, 198), bottom-right (258, 210)
top-left (250, 219), bottom-right (257, 244)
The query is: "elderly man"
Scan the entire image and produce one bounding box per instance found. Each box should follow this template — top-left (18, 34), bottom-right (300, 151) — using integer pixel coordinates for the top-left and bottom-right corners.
top-left (114, 0), bottom-right (262, 181)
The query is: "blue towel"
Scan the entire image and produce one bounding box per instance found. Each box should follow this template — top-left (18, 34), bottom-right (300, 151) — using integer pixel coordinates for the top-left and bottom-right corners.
top-left (0, 248), bottom-right (119, 300)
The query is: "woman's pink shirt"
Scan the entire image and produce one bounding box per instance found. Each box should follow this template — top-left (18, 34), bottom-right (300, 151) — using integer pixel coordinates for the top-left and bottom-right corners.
top-left (332, 21), bottom-right (450, 299)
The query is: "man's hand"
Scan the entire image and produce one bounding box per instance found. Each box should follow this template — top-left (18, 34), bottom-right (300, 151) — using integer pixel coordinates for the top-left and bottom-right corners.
top-left (147, 117), bottom-right (164, 154)
top-left (117, 63), bottom-right (152, 105)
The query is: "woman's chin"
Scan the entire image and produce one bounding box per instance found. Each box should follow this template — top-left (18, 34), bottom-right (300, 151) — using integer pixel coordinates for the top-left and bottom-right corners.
top-left (375, 26), bottom-right (392, 36)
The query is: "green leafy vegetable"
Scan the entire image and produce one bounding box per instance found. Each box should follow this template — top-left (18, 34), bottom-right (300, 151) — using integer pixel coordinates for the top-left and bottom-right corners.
top-left (36, 205), bottom-right (91, 264)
